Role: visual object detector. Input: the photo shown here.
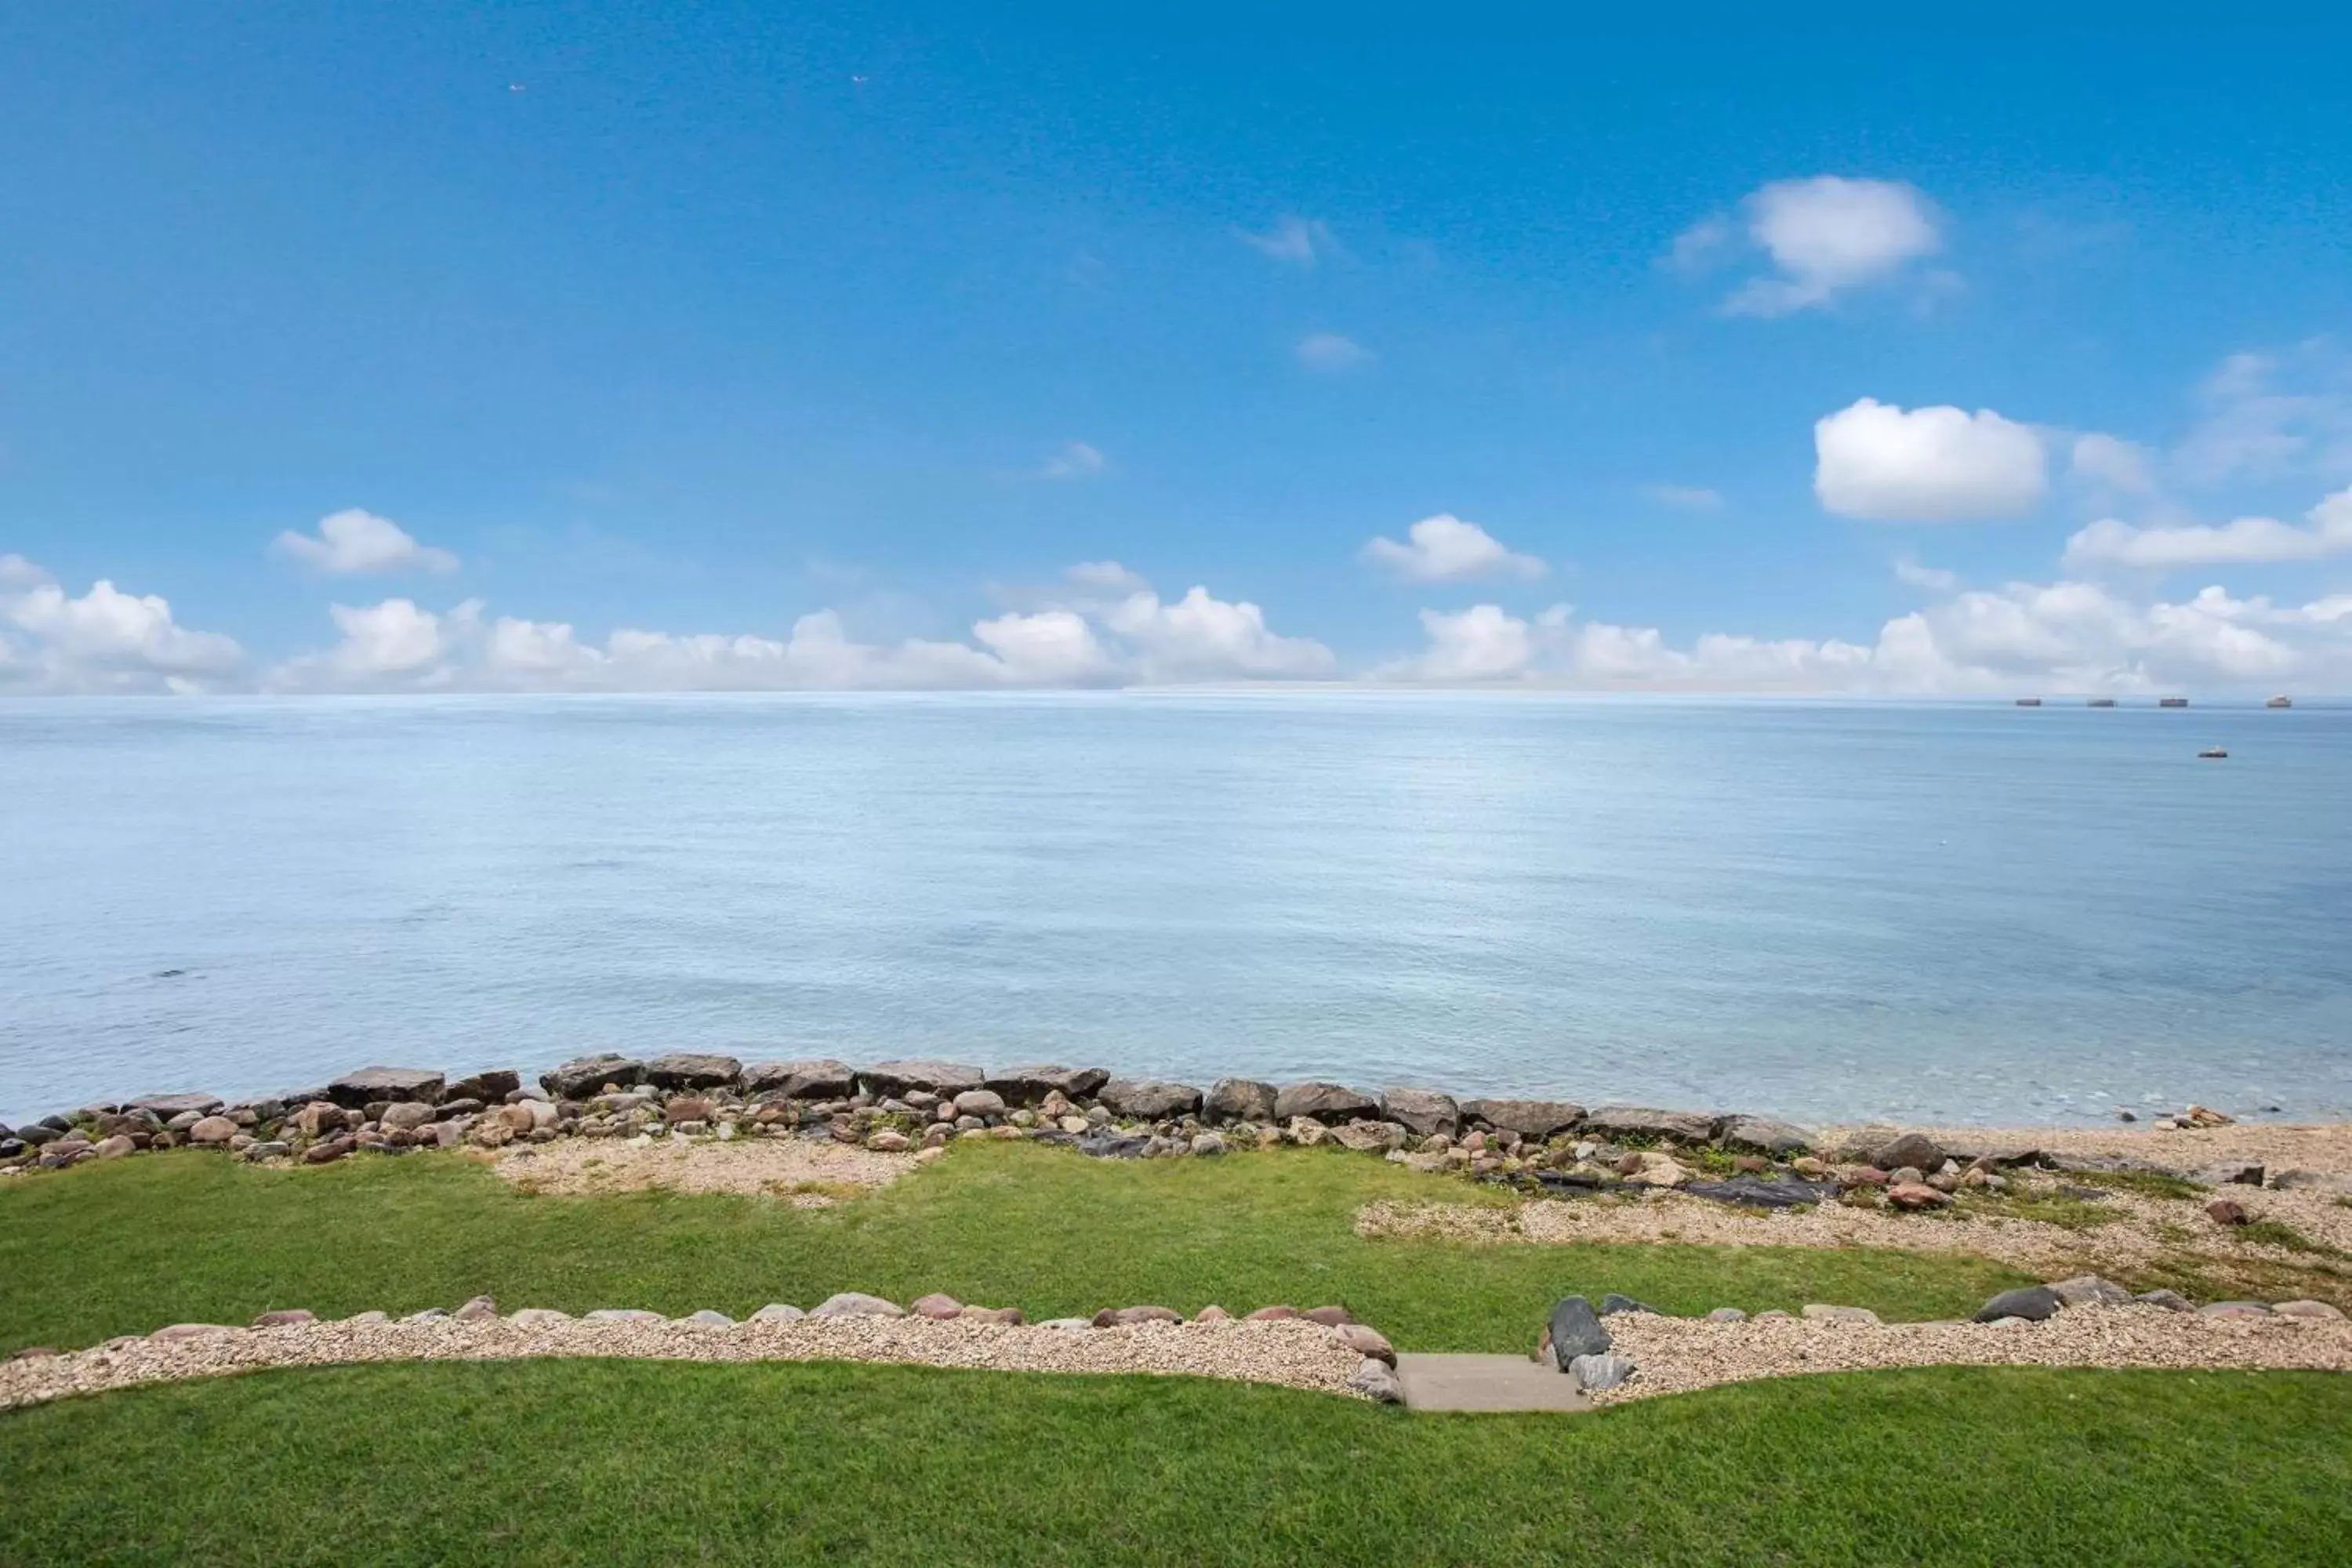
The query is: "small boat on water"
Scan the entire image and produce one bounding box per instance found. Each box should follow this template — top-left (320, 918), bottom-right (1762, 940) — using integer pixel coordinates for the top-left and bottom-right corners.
top-left (2159, 696), bottom-right (2190, 708)
top-left (2014, 697), bottom-right (2042, 707)
top-left (2268, 695), bottom-right (2293, 709)
top-left (2087, 697), bottom-right (2116, 708)
top-left (2198, 746), bottom-right (2228, 759)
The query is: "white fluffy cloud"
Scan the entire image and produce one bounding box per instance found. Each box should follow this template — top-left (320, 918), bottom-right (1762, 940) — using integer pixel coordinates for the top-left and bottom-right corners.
top-left (1814, 398), bottom-right (2049, 521)
top-left (1893, 556), bottom-right (1959, 593)
top-left (1104, 587), bottom-right (1336, 681)
top-left (1296, 332), bottom-right (1373, 372)
top-left (272, 509), bottom-right (459, 575)
top-left (0, 560), bottom-right (245, 693)
top-left (1374, 579), bottom-right (2352, 694)
top-left (2174, 346), bottom-right (2352, 486)
top-left (2063, 486), bottom-right (2352, 569)
top-left (1362, 515), bottom-right (1546, 583)
top-left (1678, 176), bottom-right (1944, 317)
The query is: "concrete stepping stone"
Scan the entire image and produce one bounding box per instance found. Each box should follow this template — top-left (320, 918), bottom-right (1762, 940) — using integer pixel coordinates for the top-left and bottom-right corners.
top-left (1393, 1353), bottom-right (1592, 1414)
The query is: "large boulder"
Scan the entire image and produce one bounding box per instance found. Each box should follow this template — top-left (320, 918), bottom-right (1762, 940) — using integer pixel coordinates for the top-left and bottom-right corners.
top-left (984, 1065), bottom-right (1110, 1105)
top-left (1204, 1078), bottom-right (1279, 1123)
top-left (1274, 1083), bottom-right (1378, 1124)
top-left (1580, 1105), bottom-right (1717, 1145)
top-left (126, 1092), bottom-right (223, 1119)
top-left (1379, 1088), bottom-right (1460, 1138)
top-left (1461, 1098), bottom-right (1585, 1140)
top-left (1974, 1286), bottom-right (2061, 1323)
top-left (641, 1053), bottom-right (743, 1091)
top-left (1716, 1116), bottom-right (1814, 1157)
top-left (811, 1292), bottom-right (905, 1318)
top-left (186, 1116), bottom-right (241, 1147)
top-left (1098, 1079), bottom-right (1203, 1120)
top-left (541, 1054), bottom-right (644, 1098)
top-left (1870, 1131), bottom-right (1947, 1174)
top-left (326, 1068), bottom-right (445, 1109)
top-left (1546, 1296), bottom-right (1610, 1369)
top-left (858, 1061), bottom-right (985, 1098)
top-left (440, 1069), bottom-right (521, 1104)
top-left (742, 1059), bottom-right (855, 1099)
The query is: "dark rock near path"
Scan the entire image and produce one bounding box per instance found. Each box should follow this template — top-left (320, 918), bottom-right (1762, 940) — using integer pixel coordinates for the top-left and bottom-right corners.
top-left (1379, 1088), bottom-right (1461, 1138)
top-left (327, 1068), bottom-right (445, 1109)
top-left (1533, 1170), bottom-right (1606, 1193)
top-left (1975, 1286), bottom-right (2061, 1323)
top-left (1547, 1296), bottom-right (1611, 1369)
top-left (542, 1055), bottom-right (644, 1098)
top-left (126, 1092), bottom-right (224, 1120)
top-left (1870, 1131), bottom-right (1946, 1174)
top-left (1274, 1083), bottom-right (1378, 1123)
top-left (1205, 1078), bottom-right (1279, 1123)
top-left (1598, 1294), bottom-right (1657, 1317)
top-left (1581, 1106), bottom-right (1717, 1145)
top-left (1461, 1098), bottom-right (1585, 1140)
top-left (984, 1065), bottom-right (1110, 1105)
top-left (1685, 1175), bottom-right (1839, 1210)
top-left (642, 1053), bottom-right (743, 1090)
top-left (1717, 1116), bottom-right (1815, 1156)
top-left (2134, 1289), bottom-right (2194, 1312)
top-left (1099, 1079), bottom-right (1202, 1119)
top-left (858, 1060), bottom-right (985, 1098)
top-left (440, 1070), bottom-right (520, 1105)
top-left (16, 1124), bottom-right (60, 1148)
top-left (742, 1059), bottom-right (855, 1098)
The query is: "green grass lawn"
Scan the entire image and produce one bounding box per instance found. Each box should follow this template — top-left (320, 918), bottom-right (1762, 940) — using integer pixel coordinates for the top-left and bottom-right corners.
top-left (3, 1359), bottom-right (2344, 1565)
top-left (0, 1141), bottom-right (2033, 1353)
top-left (5, 1142), bottom-right (2347, 1564)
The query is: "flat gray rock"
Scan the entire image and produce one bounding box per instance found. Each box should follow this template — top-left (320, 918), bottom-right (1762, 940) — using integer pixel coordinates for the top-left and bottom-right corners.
top-left (742, 1059), bottom-right (855, 1098)
top-left (327, 1068), bottom-right (445, 1109)
top-left (811, 1292), bottom-right (905, 1318)
top-left (984, 1065), bottom-right (1110, 1104)
top-left (1379, 1088), bottom-right (1460, 1138)
top-left (126, 1092), bottom-right (224, 1119)
top-left (440, 1070), bottom-right (520, 1104)
top-left (642, 1054), bottom-right (742, 1090)
top-left (1098, 1078), bottom-right (1202, 1119)
top-left (1461, 1098), bottom-right (1585, 1139)
top-left (1581, 1105), bottom-right (1717, 1145)
top-left (1395, 1353), bottom-right (1590, 1413)
top-left (858, 1061), bottom-right (985, 1098)
top-left (542, 1054), bottom-right (644, 1098)
top-left (1274, 1082), bottom-right (1378, 1123)
top-left (1204, 1078), bottom-right (1278, 1123)
top-left (1717, 1116), bottom-right (1815, 1156)
top-left (1546, 1295), bottom-right (1610, 1367)
top-left (1975, 1286), bottom-right (2060, 1323)
top-left (1567, 1352), bottom-right (1635, 1392)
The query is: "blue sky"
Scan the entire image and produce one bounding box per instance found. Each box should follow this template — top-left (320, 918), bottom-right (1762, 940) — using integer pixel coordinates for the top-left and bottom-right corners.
top-left (4, 4), bottom-right (2350, 693)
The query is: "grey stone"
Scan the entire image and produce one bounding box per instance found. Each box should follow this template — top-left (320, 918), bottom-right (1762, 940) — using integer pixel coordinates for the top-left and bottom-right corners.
top-left (453, 1294), bottom-right (498, 1322)
top-left (1581, 1105), bottom-right (1718, 1145)
top-left (749, 1304), bottom-right (806, 1322)
top-left (2203, 1161), bottom-right (2264, 1186)
top-left (1546, 1296), bottom-right (1610, 1368)
top-left (125, 1092), bottom-right (223, 1119)
top-left (1461, 1098), bottom-right (1586, 1140)
top-left (811, 1292), bottom-right (905, 1318)
top-left (2268, 1168), bottom-right (2352, 1196)
top-left (1717, 1116), bottom-right (1815, 1156)
top-left (16, 1124), bottom-right (60, 1148)
top-left (440, 1070), bottom-right (520, 1104)
top-left (2132, 1289), bottom-right (2194, 1312)
top-left (983, 1065), bottom-right (1110, 1104)
top-left (541, 1054), bottom-right (644, 1098)
top-left (187, 1115), bottom-right (241, 1146)
top-left (242, 1141), bottom-right (292, 1160)
top-left (1098, 1078), bottom-right (1203, 1119)
top-left (1274, 1083), bottom-right (1379, 1123)
top-left (858, 1061), bottom-right (985, 1098)
top-left (681, 1309), bottom-right (736, 1329)
top-left (742, 1059), bottom-right (855, 1098)
top-left (378, 1102), bottom-right (435, 1133)
top-left (1799, 1305), bottom-right (1882, 1324)
top-left (2199, 1301), bottom-right (2274, 1319)
top-left (1870, 1131), bottom-right (1947, 1174)
top-left (1975, 1286), bottom-right (2062, 1323)
top-left (1204, 1078), bottom-right (1279, 1123)
top-left (326, 1068), bottom-right (445, 1109)
top-left (1598, 1294), bottom-right (1657, 1317)
top-left (1566, 1352), bottom-right (1635, 1392)
top-left (2272, 1300), bottom-right (2347, 1321)
top-left (1378, 1088), bottom-right (1461, 1138)
top-left (2049, 1274), bottom-right (2133, 1308)
top-left (1330, 1120), bottom-right (1407, 1153)
top-left (1191, 1132), bottom-right (1227, 1156)
top-left (1349, 1356), bottom-right (1404, 1403)
top-left (584, 1308), bottom-right (665, 1323)
top-left (952, 1089), bottom-right (1007, 1118)
top-left (642, 1053), bottom-right (743, 1090)
top-left (1706, 1307), bottom-right (1749, 1323)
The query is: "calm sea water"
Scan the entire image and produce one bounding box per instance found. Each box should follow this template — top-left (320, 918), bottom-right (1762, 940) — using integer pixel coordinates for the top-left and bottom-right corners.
top-left (2, 693), bottom-right (2347, 1128)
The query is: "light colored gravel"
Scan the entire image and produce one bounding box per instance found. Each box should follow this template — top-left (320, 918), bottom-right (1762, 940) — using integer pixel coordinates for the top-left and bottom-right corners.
top-left (1588, 1303), bottom-right (2352, 1404)
top-left (1359, 1178), bottom-right (2352, 1281)
top-left (492, 1136), bottom-right (913, 1203)
top-left (0, 1315), bottom-right (1367, 1412)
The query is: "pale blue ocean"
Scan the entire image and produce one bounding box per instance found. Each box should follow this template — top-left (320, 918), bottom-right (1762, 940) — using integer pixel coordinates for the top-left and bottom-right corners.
top-left (2, 694), bottom-right (2347, 1128)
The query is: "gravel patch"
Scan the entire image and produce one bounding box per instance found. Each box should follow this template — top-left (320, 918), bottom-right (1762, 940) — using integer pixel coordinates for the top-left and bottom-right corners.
top-left (492, 1136), bottom-right (913, 1203)
top-left (1588, 1304), bottom-right (2352, 1404)
top-left (1825, 1122), bottom-right (2352, 1178)
top-left (0, 1315), bottom-right (1367, 1413)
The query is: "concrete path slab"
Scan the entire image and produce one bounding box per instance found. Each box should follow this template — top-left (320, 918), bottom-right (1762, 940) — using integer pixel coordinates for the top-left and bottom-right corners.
top-left (1394, 1352), bottom-right (1591, 1413)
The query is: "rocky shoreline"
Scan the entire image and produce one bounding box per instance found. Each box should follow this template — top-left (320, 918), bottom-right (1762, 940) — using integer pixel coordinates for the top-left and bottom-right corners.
top-left (6, 1054), bottom-right (2344, 1208)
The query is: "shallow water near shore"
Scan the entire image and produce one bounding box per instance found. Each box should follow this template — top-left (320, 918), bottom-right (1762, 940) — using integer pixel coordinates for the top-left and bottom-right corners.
top-left (2, 692), bottom-right (2348, 1126)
